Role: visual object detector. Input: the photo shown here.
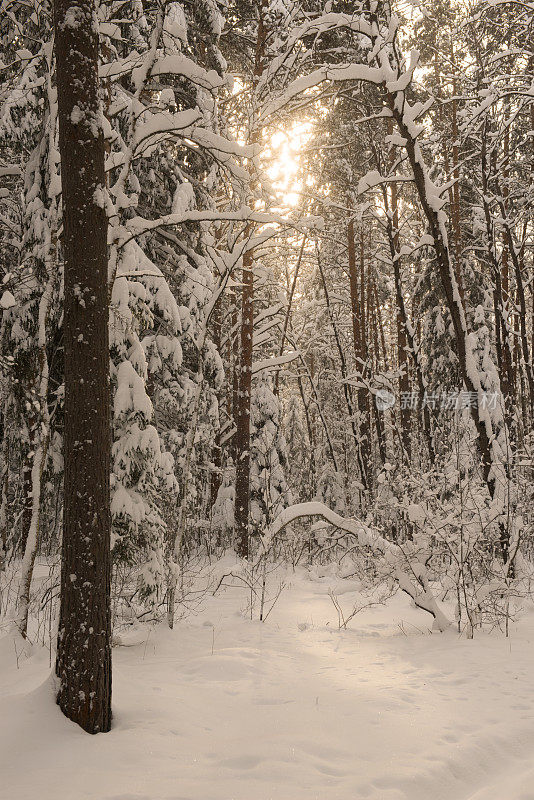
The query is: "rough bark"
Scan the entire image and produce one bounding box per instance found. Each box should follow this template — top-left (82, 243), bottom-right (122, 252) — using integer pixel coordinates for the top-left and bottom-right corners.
top-left (54, 0), bottom-right (112, 734)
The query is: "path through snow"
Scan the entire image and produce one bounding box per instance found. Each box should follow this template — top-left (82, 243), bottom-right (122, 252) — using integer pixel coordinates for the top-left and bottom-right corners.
top-left (1, 567), bottom-right (534, 800)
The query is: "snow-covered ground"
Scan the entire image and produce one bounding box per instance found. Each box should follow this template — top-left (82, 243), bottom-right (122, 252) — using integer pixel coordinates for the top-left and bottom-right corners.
top-left (2, 564), bottom-right (534, 800)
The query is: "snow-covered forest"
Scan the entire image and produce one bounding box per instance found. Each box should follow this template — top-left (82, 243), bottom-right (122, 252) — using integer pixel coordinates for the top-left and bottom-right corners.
top-left (1, 0), bottom-right (534, 796)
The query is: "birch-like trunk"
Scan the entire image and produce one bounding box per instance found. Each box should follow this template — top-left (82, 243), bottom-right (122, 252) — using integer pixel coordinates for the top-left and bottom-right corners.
top-left (16, 271), bottom-right (54, 638)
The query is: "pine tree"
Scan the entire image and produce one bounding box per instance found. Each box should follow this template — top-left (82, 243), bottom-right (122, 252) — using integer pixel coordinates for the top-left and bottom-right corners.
top-left (54, 0), bottom-right (112, 734)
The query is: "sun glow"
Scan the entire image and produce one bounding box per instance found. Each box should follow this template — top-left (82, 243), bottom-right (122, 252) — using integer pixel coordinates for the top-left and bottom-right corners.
top-left (266, 122), bottom-right (311, 209)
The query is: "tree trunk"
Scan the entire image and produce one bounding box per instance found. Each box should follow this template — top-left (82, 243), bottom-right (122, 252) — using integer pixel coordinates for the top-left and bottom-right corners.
top-left (386, 123), bottom-right (411, 463)
top-left (316, 246), bottom-right (367, 490)
top-left (274, 235), bottom-right (306, 396)
top-left (365, 272), bottom-right (387, 468)
top-left (449, 44), bottom-right (465, 306)
top-left (230, 287), bottom-right (239, 464)
top-left (386, 91), bottom-right (511, 565)
top-left (54, 0), bottom-right (112, 734)
top-left (480, 124), bottom-right (515, 425)
top-left (233, 0), bottom-right (268, 559)
top-left (234, 246), bottom-right (254, 559)
top-left (16, 271), bottom-right (53, 638)
top-left (0, 405), bottom-right (9, 573)
top-left (347, 220), bottom-right (371, 489)
top-left (210, 296), bottom-right (223, 510)
top-left (384, 205), bottom-right (434, 466)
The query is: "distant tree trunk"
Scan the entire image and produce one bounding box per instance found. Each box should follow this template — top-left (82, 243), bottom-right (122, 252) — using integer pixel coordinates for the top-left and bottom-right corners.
top-left (386, 219), bottom-right (434, 465)
top-left (387, 91), bottom-right (511, 561)
top-left (54, 0), bottom-right (112, 734)
top-left (495, 201), bottom-right (534, 419)
top-left (16, 272), bottom-right (54, 638)
top-left (367, 259), bottom-right (387, 467)
top-left (347, 220), bottom-right (371, 490)
top-left (449, 45), bottom-right (465, 306)
top-left (387, 137), bottom-right (411, 464)
top-left (316, 246), bottom-right (367, 489)
top-left (480, 124), bottom-right (515, 424)
top-left (274, 235), bottom-right (306, 397)
top-left (234, 245), bottom-right (254, 559)
top-left (210, 296), bottom-right (223, 509)
top-left (299, 353), bottom-right (339, 473)
top-left (360, 233), bottom-right (387, 468)
top-left (230, 287), bottom-right (239, 464)
top-left (233, 0), bottom-right (268, 559)
top-left (0, 404), bottom-right (9, 572)
top-left (381, 126), bottom-right (433, 465)
top-left (372, 273), bottom-right (389, 373)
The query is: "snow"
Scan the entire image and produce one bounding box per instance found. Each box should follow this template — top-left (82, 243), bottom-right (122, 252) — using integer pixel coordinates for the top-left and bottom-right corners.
top-left (99, 22), bottom-right (121, 40)
top-left (70, 105), bottom-right (83, 124)
top-left (61, 7), bottom-right (83, 29)
top-left (251, 351), bottom-right (300, 375)
top-left (2, 570), bottom-right (534, 800)
top-left (149, 55), bottom-right (223, 90)
top-left (164, 3), bottom-right (188, 44)
top-left (0, 290), bottom-right (16, 309)
top-left (268, 502), bottom-right (450, 631)
top-left (114, 361), bottom-right (153, 420)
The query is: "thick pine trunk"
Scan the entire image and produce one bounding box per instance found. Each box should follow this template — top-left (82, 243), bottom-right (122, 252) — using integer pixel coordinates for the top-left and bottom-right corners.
top-left (54, 0), bottom-right (112, 734)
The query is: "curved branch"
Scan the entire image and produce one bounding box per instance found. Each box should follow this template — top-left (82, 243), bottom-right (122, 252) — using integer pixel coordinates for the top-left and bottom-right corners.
top-left (268, 502), bottom-right (451, 631)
